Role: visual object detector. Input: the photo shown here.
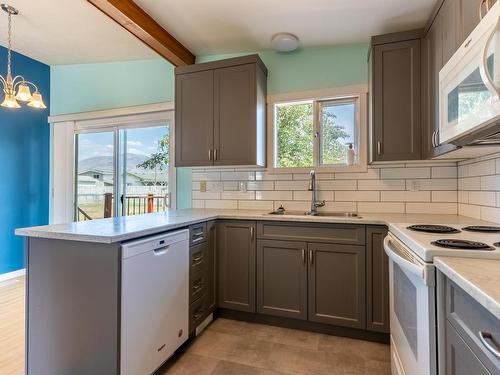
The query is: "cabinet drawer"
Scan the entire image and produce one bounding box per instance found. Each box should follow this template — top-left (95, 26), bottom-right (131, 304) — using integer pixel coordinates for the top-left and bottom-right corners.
top-left (189, 270), bottom-right (207, 304)
top-left (189, 295), bottom-right (207, 334)
top-left (257, 222), bottom-right (365, 245)
top-left (189, 242), bottom-right (207, 274)
top-left (446, 278), bottom-right (500, 372)
top-left (189, 222), bottom-right (207, 245)
top-left (445, 320), bottom-right (490, 375)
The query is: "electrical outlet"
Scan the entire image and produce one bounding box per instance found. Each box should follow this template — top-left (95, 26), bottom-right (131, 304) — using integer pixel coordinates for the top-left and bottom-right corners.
top-left (239, 181), bottom-right (247, 192)
top-left (200, 181), bottom-right (207, 192)
top-left (409, 180), bottom-right (420, 192)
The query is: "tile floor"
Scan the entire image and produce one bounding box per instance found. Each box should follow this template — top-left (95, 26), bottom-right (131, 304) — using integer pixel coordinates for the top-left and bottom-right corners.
top-left (0, 277), bottom-right (390, 375)
top-left (157, 318), bottom-right (391, 375)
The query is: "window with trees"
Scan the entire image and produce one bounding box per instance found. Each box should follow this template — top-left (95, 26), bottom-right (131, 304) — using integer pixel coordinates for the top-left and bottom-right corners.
top-left (273, 96), bottom-right (361, 170)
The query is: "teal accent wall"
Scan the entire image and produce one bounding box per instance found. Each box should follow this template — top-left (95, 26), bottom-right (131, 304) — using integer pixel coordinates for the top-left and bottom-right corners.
top-left (50, 59), bottom-right (175, 115)
top-left (50, 58), bottom-right (192, 209)
top-left (196, 43), bottom-right (369, 94)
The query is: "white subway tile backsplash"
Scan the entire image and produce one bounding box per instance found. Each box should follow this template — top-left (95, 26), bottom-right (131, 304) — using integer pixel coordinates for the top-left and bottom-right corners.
top-left (357, 202), bottom-right (405, 213)
top-left (407, 179), bottom-right (457, 191)
top-left (274, 180), bottom-right (309, 191)
top-left (431, 166), bottom-right (457, 179)
top-left (381, 167), bottom-right (430, 179)
top-left (336, 191), bottom-right (379, 202)
top-left (221, 171), bottom-right (255, 181)
top-left (190, 161), bottom-right (478, 218)
top-left (480, 206), bottom-right (500, 223)
top-left (381, 191), bottom-right (430, 202)
top-left (481, 175), bottom-right (500, 191)
top-left (431, 191), bottom-right (457, 203)
top-left (358, 179), bottom-right (405, 191)
top-left (246, 181), bottom-right (274, 191)
top-left (293, 190), bottom-right (334, 201)
top-left (255, 191), bottom-right (293, 200)
top-left (406, 203), bottom-right (457, 215)
top-left (238, 200), bottom-right (274, 210)
top-left (222, 191), bottom-right (255, 200)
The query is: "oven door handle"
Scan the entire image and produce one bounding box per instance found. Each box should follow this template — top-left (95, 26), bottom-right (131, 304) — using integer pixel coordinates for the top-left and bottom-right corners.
top-left (384, 235), bottom-right (433, 286)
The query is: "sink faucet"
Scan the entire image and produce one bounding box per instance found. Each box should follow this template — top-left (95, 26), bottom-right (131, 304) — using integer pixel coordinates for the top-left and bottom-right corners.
top-left (308, 170), bottom-right (325, 215)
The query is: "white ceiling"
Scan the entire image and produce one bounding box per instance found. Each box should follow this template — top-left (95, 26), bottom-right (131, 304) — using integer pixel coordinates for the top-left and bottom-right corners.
top-left (0, 0), bottom-right (157, 65)
top-left (0, 0), bottom-right (437, 66)
top-left (136, 0), bottom-right (437, 55)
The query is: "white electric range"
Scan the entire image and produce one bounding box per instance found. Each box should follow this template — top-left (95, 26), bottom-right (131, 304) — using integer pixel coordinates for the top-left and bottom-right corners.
top-left (384, 223), bottom-right (500, 375)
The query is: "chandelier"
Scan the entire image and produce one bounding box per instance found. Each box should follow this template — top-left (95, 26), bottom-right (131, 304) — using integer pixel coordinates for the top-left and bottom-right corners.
top-left (0, 4), bottom-right (46, 109)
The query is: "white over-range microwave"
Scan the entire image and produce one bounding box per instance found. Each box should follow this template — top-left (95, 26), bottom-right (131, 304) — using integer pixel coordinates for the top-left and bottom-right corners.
top-left (439, 0), bottom-right (500, 148)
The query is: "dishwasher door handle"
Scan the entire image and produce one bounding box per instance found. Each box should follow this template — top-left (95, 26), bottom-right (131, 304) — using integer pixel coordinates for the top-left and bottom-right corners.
top-left (153, 245), bottom-right (170, 256)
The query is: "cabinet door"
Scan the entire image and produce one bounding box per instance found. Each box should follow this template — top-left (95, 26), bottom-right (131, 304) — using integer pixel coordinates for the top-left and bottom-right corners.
top-left (373, 39), bottom-right (421, 161)
top-left (257, 240), bottom-right (308, 320)
top-left (445, 321), bottom-right (490, 375)
top-left (217, 221), bottom-right (256, 312)
top-left (214, 64), bottom-right (257, 166)
top-left (206, 220), bottom-right (217, 314)
top-left (366, 226), bottom-right (389, 333)
top-left (442, 0), bottom-right (461, 65)
top-left (175, 70), bottom-right (214, 167)
top-left (308, 243), bottom-right (366, 329)
top-left (422, 15), bottom-right (458, 159)
top-left (460, 0), bottom-right (486, 45)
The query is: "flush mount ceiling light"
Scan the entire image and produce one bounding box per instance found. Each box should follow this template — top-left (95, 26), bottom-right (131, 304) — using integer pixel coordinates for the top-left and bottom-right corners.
top-left (271, 33), bottom-right (299, 53)
top-left (0, 4), bottom-right (46, 109)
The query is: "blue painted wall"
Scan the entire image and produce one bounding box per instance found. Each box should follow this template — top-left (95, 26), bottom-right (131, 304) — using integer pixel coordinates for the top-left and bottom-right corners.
top-left (0, 47), bottom-right (50, 275)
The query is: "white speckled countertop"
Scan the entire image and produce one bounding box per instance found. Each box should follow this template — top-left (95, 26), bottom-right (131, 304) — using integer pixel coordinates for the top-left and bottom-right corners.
top-left (435, 257), bottom-right (500, 320)
top-left (15, 208), bottom-right (493, 243)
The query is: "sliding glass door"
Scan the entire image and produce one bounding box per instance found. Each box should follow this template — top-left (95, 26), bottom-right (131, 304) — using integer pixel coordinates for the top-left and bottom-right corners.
top-left (75, 123), bottom-right (172, 221)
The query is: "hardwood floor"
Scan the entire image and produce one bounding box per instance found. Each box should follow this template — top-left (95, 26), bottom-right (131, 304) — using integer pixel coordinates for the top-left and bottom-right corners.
top-left (0, 277), bottom-right (25, 375)
top-left (0, 277), bottom-right (390, 375)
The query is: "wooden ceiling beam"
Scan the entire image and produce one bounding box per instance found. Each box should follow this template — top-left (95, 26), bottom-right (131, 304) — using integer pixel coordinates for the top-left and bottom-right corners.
top-left (87, 0), bottom-right (195, 66)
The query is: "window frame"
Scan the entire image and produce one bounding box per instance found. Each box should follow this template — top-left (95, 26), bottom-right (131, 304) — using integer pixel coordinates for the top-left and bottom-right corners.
top-left (267, 86), bottom-right (368, 174)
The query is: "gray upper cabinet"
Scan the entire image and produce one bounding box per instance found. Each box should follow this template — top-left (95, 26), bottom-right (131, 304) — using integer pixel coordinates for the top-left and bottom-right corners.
top-left (175, 71), bottom-right (215, 167)
top-left (307, 242), bottom-right (366, 329)
top-left (366, 226), bottom-right (390, 333)
top-left (441, 0), bottom-right (461, 65)
top-left (175, 55), bottom-right (267, 167)
top-left (459, 0), bottom-right (487, 46)
top-left (371, 34), bottom-right (422, 161)
top-left (256, 240), bottom-right (308, 320)
top-left (217, 220), bottom-right (256, 313)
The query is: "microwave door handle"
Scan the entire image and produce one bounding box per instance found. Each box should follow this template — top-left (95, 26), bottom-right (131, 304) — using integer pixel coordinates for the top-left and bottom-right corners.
top-left (384, 236), bottom-right (426, 281)
top-left (480, 19), bottom-right (500, 99)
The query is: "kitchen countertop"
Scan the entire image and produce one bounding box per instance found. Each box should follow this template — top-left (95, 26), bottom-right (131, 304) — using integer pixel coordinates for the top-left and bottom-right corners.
top-left (435, 257), bottom-right (500, 320)
top-left (15, 208), bottom-right (494, 244)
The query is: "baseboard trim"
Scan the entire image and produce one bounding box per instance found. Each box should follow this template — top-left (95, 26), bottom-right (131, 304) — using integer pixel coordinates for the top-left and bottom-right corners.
top-left (217, 308), bottom-right (390, 344)
top-left (0, 268), bottom-right (26, 283)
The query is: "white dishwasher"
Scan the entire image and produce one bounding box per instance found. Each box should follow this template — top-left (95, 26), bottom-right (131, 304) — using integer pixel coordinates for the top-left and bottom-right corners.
top-left (120, 229), bottom-right (189, 375)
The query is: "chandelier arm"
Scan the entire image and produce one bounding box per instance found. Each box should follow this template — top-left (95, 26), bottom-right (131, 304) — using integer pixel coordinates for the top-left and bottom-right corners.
top-left (0, 75), bottom-right (7, 87)
top-left (12, 75), bottom-right (25, 87)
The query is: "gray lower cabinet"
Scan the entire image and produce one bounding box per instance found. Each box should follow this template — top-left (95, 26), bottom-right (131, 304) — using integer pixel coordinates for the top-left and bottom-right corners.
top-left (307, 242), bottom-right (366, 329)
top-left (366, 226), bottom-right (390, 333)
top-left (217, 220), bottom-right (256, 312)
top-left (445, 321), bottom-right (490, 375)
top-left (206, 220), bottom-right (217, 314)
top-left (256, 240), bottom-right (308, 320)
top-left (371, 35), bottom-right (422, 161)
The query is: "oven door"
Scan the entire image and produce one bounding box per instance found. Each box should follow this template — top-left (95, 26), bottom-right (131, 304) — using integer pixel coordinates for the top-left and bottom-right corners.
top-left (439, 1), bottom-right (500, 144)
top-left (384, 233), bottom-right (436, 375)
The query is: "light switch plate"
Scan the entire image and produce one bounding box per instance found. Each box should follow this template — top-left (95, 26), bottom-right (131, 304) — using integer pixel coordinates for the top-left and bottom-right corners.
top-left (200, 181), bottom-right (207, 192)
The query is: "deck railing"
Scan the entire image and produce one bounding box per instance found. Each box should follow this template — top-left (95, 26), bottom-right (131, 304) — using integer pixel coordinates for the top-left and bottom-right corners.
top-left (77, 193), bottom-right (169, 221)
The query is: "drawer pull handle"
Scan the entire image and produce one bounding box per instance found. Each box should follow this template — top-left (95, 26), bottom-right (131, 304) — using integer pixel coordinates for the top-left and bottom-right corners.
top-left (193, 282), bottom-right (203, 290)
top-left (192, 255), bottom-right (203, 264)
top-left (479, 331), bottom-right (500, 358)
top-left (192, 234), bottom-right (204, 243)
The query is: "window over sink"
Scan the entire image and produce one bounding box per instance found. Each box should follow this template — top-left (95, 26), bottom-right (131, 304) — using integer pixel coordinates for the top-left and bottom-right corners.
top-left (269, 86), bottom-right (367, 172)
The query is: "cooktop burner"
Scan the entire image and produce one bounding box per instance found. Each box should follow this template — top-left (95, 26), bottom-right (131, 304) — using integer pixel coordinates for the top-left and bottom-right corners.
top-left (432, 239), bottom-right (494, 250)
top-left (407, 224), bottom-right (460, 234)
top-left (462, 225), bottom-right (500, 233)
